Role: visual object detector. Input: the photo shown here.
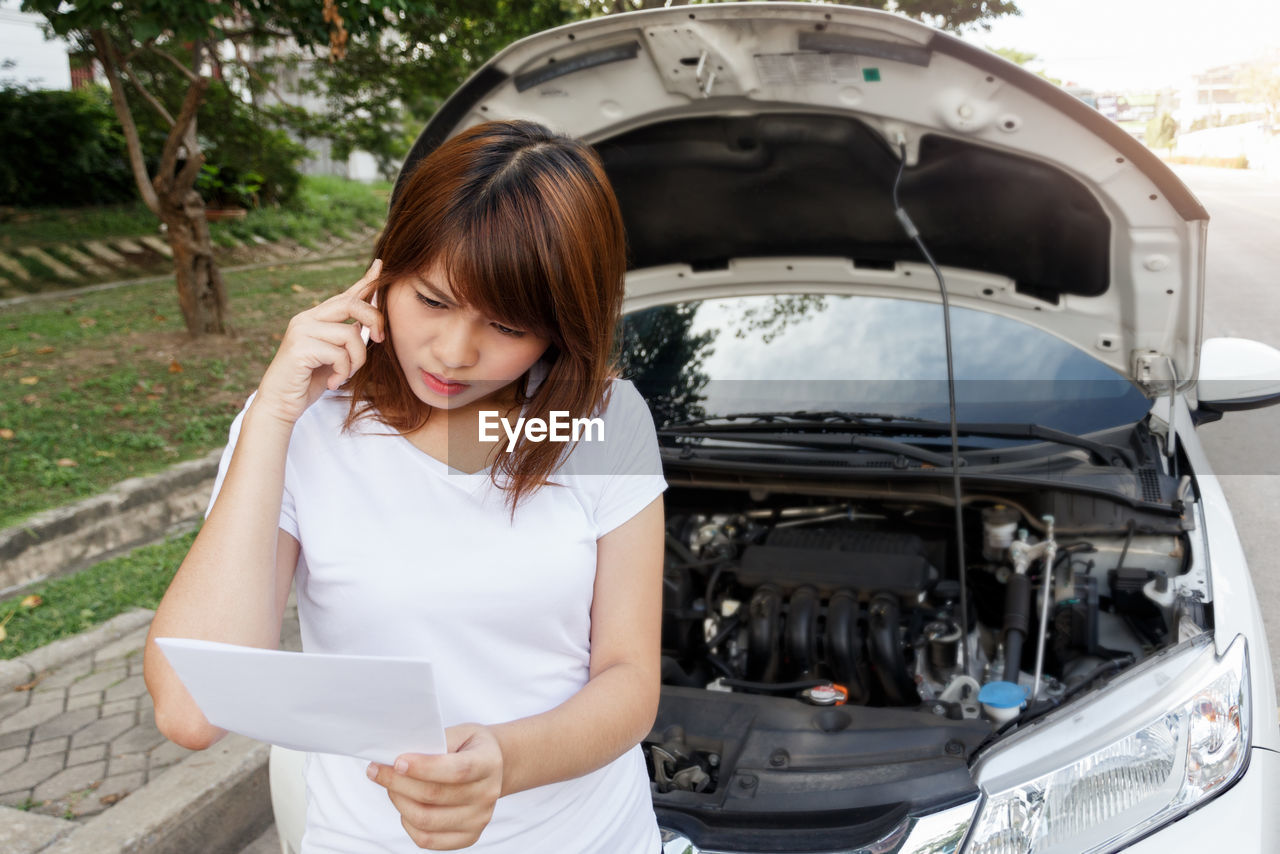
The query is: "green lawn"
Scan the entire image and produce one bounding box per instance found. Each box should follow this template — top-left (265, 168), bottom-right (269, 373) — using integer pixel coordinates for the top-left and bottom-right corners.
top-left (0, 529), bottom-right (195, 659)
top-left (0, 258), bottom-right (369, 529)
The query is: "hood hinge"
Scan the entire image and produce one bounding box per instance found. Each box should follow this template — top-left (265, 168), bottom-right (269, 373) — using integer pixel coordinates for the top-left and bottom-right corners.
top-left (1133, 350), bottom-right (1178, 456)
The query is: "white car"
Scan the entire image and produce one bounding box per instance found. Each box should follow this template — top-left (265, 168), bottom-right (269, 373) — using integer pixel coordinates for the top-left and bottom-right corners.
top-left (271, 4), bottom-right (1280, 852)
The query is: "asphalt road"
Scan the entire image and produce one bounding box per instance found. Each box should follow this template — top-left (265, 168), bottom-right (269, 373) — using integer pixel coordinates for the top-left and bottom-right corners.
top-left (1174, 165), bottom-right (1280, 704)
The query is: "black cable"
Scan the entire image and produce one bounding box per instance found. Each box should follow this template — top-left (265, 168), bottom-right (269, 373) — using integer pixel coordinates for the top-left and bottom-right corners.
top-left (892, 141), bottom-right (971, 677)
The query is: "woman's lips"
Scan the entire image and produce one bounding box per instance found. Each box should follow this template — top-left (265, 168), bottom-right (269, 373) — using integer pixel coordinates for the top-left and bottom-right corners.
top-left (421, 370), bottom-right (470, 396)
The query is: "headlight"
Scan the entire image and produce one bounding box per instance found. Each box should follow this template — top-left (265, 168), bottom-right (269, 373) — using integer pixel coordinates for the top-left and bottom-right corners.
top-left (964, 634), bottom-right (1250, 854)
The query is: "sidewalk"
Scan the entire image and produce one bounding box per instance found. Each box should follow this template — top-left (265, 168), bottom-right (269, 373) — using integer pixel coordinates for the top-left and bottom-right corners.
top-left (0, 605), bottom-right (300, 853)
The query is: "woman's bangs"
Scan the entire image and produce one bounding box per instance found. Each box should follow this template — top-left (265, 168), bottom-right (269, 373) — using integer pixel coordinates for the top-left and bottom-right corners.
top-left (442, 207), bottom-right (560, 342)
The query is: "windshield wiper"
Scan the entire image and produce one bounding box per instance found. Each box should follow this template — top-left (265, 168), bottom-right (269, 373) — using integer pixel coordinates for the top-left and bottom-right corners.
top-left (660, 412), bottom-right (1135, 469)
top-left (658, 424), bottom-right (963, 469)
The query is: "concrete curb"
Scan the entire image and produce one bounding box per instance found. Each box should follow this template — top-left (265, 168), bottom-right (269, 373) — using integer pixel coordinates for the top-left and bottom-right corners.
top-left (0, 450), bottom-right (223, 596)
top-left (0, 608), bottom-right (155, 692)
top-left (42, 733), bottom-right (271, 854)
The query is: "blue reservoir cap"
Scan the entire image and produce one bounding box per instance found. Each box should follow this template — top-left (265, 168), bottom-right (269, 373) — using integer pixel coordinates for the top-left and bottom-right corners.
top-left (978, 681), bottom-right (1029, 709)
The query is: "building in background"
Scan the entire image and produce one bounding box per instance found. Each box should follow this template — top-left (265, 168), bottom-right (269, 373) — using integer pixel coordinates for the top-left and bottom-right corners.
top-left (0, 0), bottom-right (72, 90)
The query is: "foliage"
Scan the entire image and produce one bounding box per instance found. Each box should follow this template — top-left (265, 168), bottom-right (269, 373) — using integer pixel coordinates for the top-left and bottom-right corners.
top-left (0, 531), bottom-right (194, 659)
top-left (271, 1), bottom-right (584, 178)
top-left (196, 163), bottom-right (264, 208)
top-left (1146, 111), bottom-right (1178, 153)
top-left (1237, 63), bottom-right (1280, 125)
top-left (0, 85), bottom-right (135, 207)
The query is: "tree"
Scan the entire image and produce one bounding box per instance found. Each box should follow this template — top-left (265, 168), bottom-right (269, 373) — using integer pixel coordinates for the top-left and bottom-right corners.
top-left (1146, 111), bottom-right (1178, 155)
top-left (1238, 62), bottom-right (1280, 128)
top-left (281, 1), bottom-right (586, 180)
top-left (18, 0), bottom-right (406, 335)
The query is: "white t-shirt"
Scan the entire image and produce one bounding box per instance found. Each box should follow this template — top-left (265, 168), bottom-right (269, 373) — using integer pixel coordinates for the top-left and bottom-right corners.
top-left (209, 378), bottom-right (667, 853)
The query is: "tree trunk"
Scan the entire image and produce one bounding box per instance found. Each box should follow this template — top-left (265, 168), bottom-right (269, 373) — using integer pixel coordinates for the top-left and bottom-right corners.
top-left (92, 31), bottom-right (231, 336)
top-left (160, 189), bottom-right (231, 336)
top-left (153, 73), bottom-right (232, 336)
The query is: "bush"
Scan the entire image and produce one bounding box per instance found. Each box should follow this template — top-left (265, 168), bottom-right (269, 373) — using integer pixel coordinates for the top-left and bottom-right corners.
top-left (0, 85), bottom-right (136, 207)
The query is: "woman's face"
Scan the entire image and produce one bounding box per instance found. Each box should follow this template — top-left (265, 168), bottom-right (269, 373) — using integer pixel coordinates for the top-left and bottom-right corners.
top-left (384, 262), bottom-right (551, 413)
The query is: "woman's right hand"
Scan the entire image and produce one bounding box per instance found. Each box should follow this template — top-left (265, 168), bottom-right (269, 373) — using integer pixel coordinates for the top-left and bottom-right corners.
top-left (253, 259), bottom-right (386, 425)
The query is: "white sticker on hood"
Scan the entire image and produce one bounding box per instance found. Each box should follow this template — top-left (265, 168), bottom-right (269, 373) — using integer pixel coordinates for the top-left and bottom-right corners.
top-left (754, 52), bottom-right (860, 87)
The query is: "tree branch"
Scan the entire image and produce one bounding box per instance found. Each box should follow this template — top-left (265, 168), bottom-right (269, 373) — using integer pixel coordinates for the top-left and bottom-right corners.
top-left (223, 48), bottom-right (298, 111)
top-left (91, 29), bottom-right (161, 215)
top-left (154, 76), bottom-right (209, 198)
top-left (147, 44), bottom-right (201, 82)
top-left (120, 66), bottom-right (175, 126)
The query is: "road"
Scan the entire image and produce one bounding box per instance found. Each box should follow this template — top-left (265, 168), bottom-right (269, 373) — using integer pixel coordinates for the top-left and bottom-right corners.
top-left (1175, 165), bottom-right (1280, 704)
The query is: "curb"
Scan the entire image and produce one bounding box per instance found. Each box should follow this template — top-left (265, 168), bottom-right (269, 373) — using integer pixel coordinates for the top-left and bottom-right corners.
top-left (0, 450), bottom-right (223, 596)
top-left (44, 733), bottom-right (270, 854)
top-left (0, 608), bottom-right (155, 692)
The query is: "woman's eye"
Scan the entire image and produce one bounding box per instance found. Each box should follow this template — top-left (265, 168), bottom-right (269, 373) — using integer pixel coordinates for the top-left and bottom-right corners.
top-left (492, 323), bottom-right (525, 337)
top-left (415, 293), bottom-right (445, 309)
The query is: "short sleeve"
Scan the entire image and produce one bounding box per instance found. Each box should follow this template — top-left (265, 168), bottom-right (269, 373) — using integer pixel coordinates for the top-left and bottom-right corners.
top-left (585, 380), bottom-right (667, 537)
top-left (206, 392), bottom-right (300, 540)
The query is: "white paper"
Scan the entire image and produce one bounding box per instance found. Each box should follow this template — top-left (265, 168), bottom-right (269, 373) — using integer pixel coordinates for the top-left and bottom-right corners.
top-left (155, 638), bottom-right (446, 763)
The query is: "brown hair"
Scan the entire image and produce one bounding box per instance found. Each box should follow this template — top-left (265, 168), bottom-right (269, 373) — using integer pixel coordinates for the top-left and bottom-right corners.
top-left (343, 120), bottom-right (627, 511)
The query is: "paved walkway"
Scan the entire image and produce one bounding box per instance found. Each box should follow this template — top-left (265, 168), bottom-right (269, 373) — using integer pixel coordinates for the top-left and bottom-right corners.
top-left (0, 606), bottom-right (300, 852)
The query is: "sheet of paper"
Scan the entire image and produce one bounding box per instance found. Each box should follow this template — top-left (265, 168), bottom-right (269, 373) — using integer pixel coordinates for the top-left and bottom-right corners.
top-left (155, 638), bottom-right (446, 764)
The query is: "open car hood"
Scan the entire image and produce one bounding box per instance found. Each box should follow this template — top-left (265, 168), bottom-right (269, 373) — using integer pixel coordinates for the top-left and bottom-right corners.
top-left (400, 1), bottom-right (1208, 394)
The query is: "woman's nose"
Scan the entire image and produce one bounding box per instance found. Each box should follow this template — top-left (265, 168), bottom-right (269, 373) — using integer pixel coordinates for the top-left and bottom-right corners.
top-left (433, 316), bottom-right (479, 370)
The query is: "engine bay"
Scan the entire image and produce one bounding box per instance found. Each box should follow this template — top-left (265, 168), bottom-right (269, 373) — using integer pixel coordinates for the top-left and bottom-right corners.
top-left (646, 480), bottom-right (1208, 841)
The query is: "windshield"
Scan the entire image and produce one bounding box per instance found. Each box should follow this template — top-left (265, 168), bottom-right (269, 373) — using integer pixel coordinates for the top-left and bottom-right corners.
top-left (618, 294), bottom-right (1150, 437)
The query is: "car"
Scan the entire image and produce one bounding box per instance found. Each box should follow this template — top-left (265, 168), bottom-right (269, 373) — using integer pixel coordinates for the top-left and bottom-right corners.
top-left (269, 3), bottom-right (1280, 852)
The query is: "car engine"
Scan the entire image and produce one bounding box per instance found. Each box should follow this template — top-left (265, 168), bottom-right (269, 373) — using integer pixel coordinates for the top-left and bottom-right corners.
top-left (647, 483), bottom-right (1205, 824)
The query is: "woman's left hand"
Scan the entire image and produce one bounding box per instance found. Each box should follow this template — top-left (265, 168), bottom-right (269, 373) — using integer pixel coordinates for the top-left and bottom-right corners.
top-left (367, 723), bottom-right (504, 851)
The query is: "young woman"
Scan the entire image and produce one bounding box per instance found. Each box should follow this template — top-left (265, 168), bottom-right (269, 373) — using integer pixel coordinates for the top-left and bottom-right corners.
top-left (143, 120), bottom-right (667, 853)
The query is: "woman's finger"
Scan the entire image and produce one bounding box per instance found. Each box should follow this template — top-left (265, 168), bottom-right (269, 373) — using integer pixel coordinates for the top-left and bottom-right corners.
top-left (298, 318), bottom-right (366, 359)
top-left (346, 258), bottom-right (383, 299)
top-left (368, 762), bottom-right (480, 807)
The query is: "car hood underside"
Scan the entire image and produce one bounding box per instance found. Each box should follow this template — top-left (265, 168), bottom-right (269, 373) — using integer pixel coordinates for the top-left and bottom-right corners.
top-left (403, 1), bottom-right (1209, 391)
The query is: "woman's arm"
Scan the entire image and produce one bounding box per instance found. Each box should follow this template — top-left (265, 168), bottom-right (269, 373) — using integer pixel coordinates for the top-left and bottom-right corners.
top-left (144, 262), bottom-right (385, 750)
top-left (369, 495), bottom-right (664, 850)
top-left (143, 418), bottom-right (301, 750)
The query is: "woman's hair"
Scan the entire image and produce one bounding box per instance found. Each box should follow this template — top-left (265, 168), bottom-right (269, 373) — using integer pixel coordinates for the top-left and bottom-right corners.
top-left (344, 119), bottom-right (628, 510)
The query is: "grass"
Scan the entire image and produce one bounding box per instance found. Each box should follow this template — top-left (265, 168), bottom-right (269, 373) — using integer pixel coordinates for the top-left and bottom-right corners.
top-left (1, 175), bottom-right (390, 251)
top-left (0, 529), bottom-right (195, 659)
top-left (0, 258), bottom-right (369, 529)
top-left (0, 202), bottom-right (160, 249)
top-left (211, 175), bottom-right (391, 249)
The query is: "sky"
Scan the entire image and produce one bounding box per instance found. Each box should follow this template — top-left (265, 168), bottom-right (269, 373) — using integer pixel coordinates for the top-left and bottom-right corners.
top-left (957, 0), bottom-right (1280, 92)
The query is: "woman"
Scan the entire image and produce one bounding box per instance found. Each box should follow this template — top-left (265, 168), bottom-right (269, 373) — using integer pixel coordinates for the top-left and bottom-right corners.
top-left (143, 120), bottom-right (667, 852)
